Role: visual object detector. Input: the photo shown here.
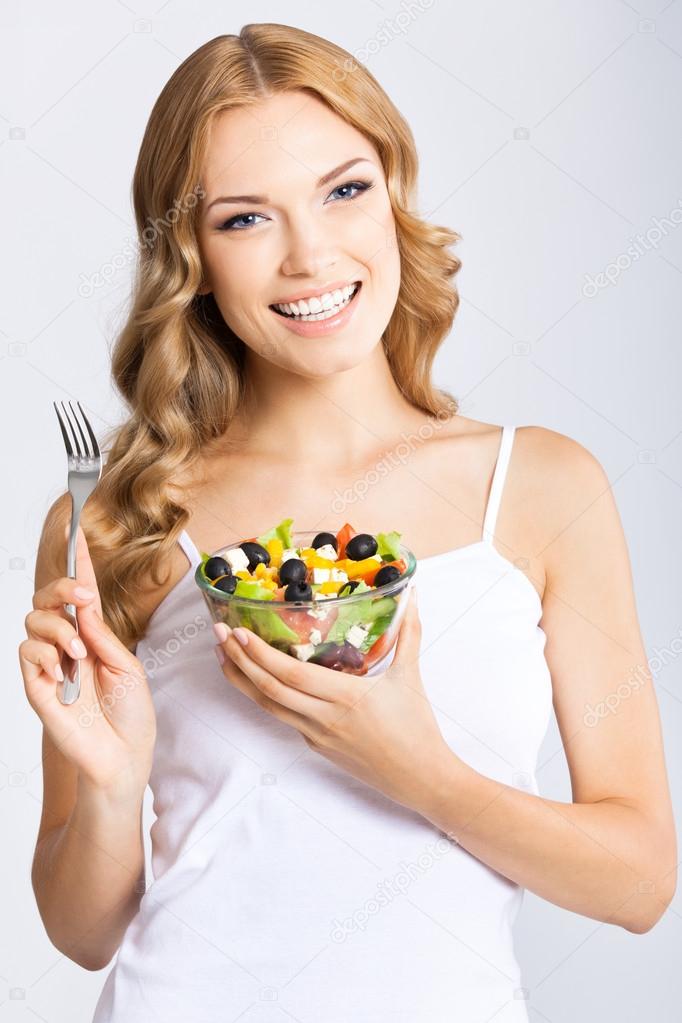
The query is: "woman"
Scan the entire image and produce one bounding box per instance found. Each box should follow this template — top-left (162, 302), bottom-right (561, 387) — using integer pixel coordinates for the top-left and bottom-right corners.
top-left (22, 23), bottom-right (676, 1023)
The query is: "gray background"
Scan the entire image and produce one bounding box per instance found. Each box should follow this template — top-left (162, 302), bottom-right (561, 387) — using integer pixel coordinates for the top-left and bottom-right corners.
top-left (2, 1), bottom-right (681, 1019)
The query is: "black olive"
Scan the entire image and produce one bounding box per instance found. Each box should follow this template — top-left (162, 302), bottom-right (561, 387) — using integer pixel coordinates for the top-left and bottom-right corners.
top-left (373, 565), bottom-right (401, 588)
top-left (312, 531), bottom-right (338, 553)
top-left (279, 557), bottom-right (308, 585)
top-left (205, 556), bottom-right (231, 581)
top-left (284, 579), bottom-right (313, 602)
top-left (337, 579), bottom-right (361, 598)
top-left (214, 575), bottom-right (237, 595)
top-left (240, 541), bottom-right (270, 572)
top-left (308, 641), bottom-right (365, 672)
top-left (345, 533), bottom-right (378, 561)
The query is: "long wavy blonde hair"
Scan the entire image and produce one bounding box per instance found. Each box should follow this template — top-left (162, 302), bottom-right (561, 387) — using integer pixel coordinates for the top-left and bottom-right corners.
top-left (63, 23), bottom-right (463, 651)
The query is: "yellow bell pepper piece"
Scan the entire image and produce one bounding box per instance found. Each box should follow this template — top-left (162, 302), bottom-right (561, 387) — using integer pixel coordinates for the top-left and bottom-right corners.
top-left (318, 580), bottom-right (343, 594)
top-left (342, 557), bottom-right (382, 579)
top-left (307, 554), bottom-right (342, 569)
top-left (266, 537), bottom-right (283, 567)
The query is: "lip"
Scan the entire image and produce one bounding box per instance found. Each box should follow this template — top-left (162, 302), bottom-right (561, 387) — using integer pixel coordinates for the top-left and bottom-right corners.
top-left (270, 282), bottom-right (362, 338)
top-left (270, 278), bottom-right (361, 307)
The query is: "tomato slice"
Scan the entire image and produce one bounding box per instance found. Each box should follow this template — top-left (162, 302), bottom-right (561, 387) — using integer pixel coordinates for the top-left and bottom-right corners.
top-left (335, 522), bottom-right (356, 561)
top-left (277, 605), bottom-right (338, 643)
top-left (365, 627), bottom-right (395, 666)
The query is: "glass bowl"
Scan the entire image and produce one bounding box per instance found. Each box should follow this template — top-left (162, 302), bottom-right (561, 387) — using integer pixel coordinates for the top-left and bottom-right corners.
top-left (194, 529), bottom-right (417, 676)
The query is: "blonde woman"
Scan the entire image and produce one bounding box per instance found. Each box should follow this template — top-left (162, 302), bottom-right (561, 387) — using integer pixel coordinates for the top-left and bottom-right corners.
top-left (21, 23), bottom-right (675, 1023)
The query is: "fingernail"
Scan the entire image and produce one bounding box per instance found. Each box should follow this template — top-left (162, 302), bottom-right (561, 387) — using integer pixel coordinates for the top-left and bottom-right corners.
top-left (71, 637), bottom-right (87, 658)
top-left (213, 622), bottom-right (230, 643)
top-left (74, 586), bottom-right (95, 600)
top-left (214, 645), bottom-right (225, 666)
top-left (53, 662), bottom-right (64, 682)
top-left (233, 628), bottom-right (249, 647)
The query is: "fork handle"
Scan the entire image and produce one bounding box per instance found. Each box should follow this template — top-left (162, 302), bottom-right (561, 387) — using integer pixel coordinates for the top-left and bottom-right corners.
top-left (58, 504), bottom-right (83, 705)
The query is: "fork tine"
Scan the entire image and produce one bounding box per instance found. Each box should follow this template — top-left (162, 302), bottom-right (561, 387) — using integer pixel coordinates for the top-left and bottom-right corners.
top-left (76, 400), bottom-right (100, 459)
top-left (53, 402), bottom-right (74, 458)
top-left (62, 401), bottom-right (83, 458)
top-left (68, 400), bottom-right (91, 458)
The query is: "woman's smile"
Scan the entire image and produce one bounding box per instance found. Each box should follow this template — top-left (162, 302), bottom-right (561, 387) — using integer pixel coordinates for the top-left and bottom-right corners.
top-left (269, 281), bottom-right (362, 336)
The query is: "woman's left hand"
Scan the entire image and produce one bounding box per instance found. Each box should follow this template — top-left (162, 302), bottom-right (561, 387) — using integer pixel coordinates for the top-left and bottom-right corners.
top-left (213, 587), bottom-right (451, 812)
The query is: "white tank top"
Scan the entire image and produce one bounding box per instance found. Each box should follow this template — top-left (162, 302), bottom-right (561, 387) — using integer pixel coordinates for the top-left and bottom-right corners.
top-left (93, 424), bottom-right (552, 1023)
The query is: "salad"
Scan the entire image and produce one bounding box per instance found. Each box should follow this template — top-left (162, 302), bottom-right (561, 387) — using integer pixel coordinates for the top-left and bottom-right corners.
top-left (196, 517), bottom-right (414, 674)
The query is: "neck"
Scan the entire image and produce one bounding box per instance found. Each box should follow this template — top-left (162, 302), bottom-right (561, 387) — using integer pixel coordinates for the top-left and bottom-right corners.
top-left (227, 343), bottom-right (429, 468)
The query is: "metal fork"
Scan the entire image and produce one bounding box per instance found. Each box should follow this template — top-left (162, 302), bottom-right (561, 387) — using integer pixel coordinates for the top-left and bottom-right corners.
top-left (53, 400), bottom-right (103, 705)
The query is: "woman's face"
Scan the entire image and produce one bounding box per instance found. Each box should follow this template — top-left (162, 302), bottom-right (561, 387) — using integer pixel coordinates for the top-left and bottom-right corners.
top-left (196, 90), bottom-right (401, 377)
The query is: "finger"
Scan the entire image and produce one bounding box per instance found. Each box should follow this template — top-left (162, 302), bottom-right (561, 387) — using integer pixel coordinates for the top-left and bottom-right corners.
top-left (222, 632), bottom-right (332, 719)
top-left (32, 576), bottom-right (99, 615)
top-left (19, 638), bottom-right (66, 686)
top-left (388, 586), bottom-right (421, 668)
top-left (218, 648), bottom-right (319, 740)
top-left (25, 608), bottom-right (88, 661)
top-left (215, 624), bottom-right (350, 703)
top-left (74, 601), bottom-right (141, 675)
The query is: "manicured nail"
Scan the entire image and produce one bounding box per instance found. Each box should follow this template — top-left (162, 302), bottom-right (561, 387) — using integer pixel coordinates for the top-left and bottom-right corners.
top-left (213, 622), bottom-right (230, 643)
top-left (71, 637), bottom-right (87, 658)
top-left (233, 628), bottom-right (249, 647)
top-left (214, 645), bottom-right (225, 666)
top-left (74, 586), bottom-right (95, 600)
top-left (53, 662), bottom-right (64, 682)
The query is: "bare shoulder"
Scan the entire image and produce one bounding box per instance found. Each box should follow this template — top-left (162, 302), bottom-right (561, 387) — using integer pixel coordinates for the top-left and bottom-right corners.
top-left (513, 423), bottom-right (609, 480)
top-left (511, 425), bottom-right (618, 578)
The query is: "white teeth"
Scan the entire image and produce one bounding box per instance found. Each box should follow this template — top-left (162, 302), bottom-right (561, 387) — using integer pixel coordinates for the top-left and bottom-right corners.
top-left (273, 282), bottom-right (359, 319)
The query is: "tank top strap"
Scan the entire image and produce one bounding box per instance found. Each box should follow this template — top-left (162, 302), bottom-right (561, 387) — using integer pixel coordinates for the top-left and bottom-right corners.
top-left (177, 528), bottom-right (202, 568)
top-left (481, 425), bottom-right (516, 544)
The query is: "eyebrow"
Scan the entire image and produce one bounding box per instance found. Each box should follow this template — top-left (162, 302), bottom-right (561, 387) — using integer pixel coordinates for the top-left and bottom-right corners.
top-left (204, 157), bottom-right (374, 211)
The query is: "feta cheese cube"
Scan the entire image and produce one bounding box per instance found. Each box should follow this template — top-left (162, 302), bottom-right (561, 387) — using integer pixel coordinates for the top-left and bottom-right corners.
top-left (309, 628), bottom-right (322, 646)
top-left (315, 543), bottom-right (337, 561)
top-left (225, 547), bottom-right (250, 573)
top-left (330, 568), bottom-right (348, 582)
top-left (313, 590), bottom-right (335, 600)
top-left (281, 548), bottom-right (300, 563)
top-left (291, 642), bottom-right (315, 661)
top-left (308, 605), bottom-right (329, 619)
top-left (345, 623), bottom-right (370, 648)
top-left (312, 567), bottom-right (331, 584)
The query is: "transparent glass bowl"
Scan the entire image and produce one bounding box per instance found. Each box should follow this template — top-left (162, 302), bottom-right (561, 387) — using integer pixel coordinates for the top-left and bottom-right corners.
top-left (195, 530), bottom-right (417, 676)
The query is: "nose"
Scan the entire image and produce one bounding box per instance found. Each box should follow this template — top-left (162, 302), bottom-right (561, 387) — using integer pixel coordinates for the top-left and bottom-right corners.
top-left (280, 215), bottom-right (337, 279)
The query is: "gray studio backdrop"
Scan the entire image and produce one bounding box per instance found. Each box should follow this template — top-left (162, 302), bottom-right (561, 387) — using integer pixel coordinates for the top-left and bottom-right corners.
top-left (3, 1), bottom-right (681, 1020)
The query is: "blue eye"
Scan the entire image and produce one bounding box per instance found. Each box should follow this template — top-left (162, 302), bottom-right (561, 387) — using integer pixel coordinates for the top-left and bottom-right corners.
top-left (326, 180), bottom-right (371, 203)
top-left (217, 178), bottom-right (373, 232)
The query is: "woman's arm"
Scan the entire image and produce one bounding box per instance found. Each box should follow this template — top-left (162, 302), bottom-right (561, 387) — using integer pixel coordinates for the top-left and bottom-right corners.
top-left (32, 773), bottom-right (147, 970)
top-left (417, 428), bottom-right (677, 933)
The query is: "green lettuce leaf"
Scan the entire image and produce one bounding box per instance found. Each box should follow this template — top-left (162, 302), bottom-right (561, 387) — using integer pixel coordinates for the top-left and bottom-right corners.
top-left (376, 530), bottom-right (402, 562)
top-left (256, 517), bottom-right (294, 550)
top-left (326, 594), bottom-right (397, 646)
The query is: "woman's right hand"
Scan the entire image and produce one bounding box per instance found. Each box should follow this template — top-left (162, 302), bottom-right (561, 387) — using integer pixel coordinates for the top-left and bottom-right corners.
top-left (19, 520), bottom-right (157, 797)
